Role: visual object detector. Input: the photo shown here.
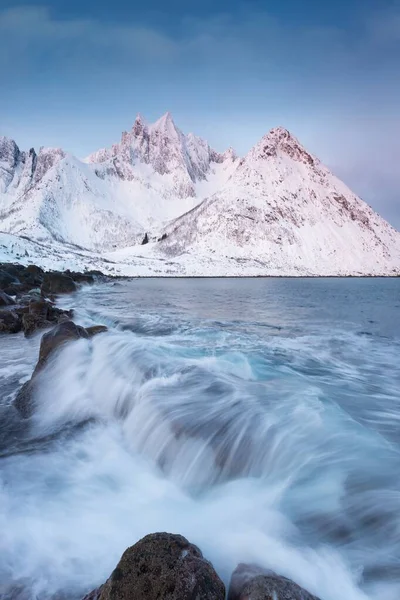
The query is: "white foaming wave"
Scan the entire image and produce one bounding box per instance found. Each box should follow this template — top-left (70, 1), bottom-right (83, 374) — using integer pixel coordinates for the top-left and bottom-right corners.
top-left (0, 421), bottom-right (369, 600)
top-left (2, 328), bottom-right (397, 600)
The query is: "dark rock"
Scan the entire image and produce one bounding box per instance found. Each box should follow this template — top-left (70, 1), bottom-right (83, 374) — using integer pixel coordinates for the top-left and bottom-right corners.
top-left (0, 290), bottom-right (15, 306)
top-left (37, 320), bottom-right (88, 368)
top-left (84, 533), bottom-right (225, 600)
top-left (158, 233), bottom-right (168, 242)
top-left (0, 268), bottom-right (19, 288)
top-left (21, 313), bottom-right (52, 337)
top-left (19, 288), bottom-right (43, 304)
top-left (3, 282), bottom-right (24, 296)
top-left (14, 320), bottom-right (106, 417)
top-left (20, 300), bottom-right (72, 336)
top-left (86, 325), bottom-right (108, 338)
top-left (228, 564), bottom-right (320, 600)
top-left (141, 233), bottom-right (149, 245)
top-left (82, 588), bottom-right (104, 600)
top-left (26, 264), bottom-right (44, 278)
top-left (0, 309), bottom-right (22, 334)
top-left (41, 272), bottom-right (77, 295)
top-left (65, 270), bottom-right (95, 285)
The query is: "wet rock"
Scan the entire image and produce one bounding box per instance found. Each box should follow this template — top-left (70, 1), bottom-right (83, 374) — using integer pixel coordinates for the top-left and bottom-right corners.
top-left (83, 532), bottom-right (225, 600)
top-left (86, 325), bottom-right (108, 338)
top-left (228, 564), bottom-right (320, 600)
top-left (65, 270), bottom-right (95, 285)
top-left (0, 309), bottom-right (22, 334)
top-left (14, 321), bottom-right (88, 417)
top-left (37, 320), bottom-right (88, 367)
top-left (19, 299), bottom-right (72, 337)
top-left (14, 320), bottom-right (107, 417)
top-left (22, 313), bottom-right (51, 337)
top-left (3, 282), bottom-right (24, 296)
top-left (19, 288), bottom-right (43, 304)
top-left (26, 264), bottom-right (44, 279)
top-left (41, 272), bottom-right (77, 295)
top-left (0, 268), bottom-right (19, 288)
top-left (0, 290), bottom-right (15, 306)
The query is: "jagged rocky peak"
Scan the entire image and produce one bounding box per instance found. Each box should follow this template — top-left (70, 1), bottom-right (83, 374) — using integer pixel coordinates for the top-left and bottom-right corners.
top-left (221, 147), bottom-right (237, 162)
top-left (33, 147), bottom-right (66, 184)
top-left (150, 111), bottom-right (179, 136)
top-left (0, 136), bottom-right (21, 168)
top-left (131, 113), bottom-right (149, 141)
top-left (250, 126), bottom-right (316, 166)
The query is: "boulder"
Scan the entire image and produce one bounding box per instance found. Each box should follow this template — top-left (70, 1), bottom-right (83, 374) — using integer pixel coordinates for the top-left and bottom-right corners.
top-left (41, 272), bottom-right (77, 295)
top-left (83, 533), bottom-right (225, 600)
top-left (228, 564), bottom-right (320, 600)
top-left (19, 300), bottom-right (73, 337)
top-left (0, 309), bottom-right (22, 334)
top-left (65, 270), bottom-right (95, 285)
top-left (25, 264), bottom-right (44, 279)
top-left (0, 291), bottom-right (15, 306)
top-left (0, 268), bottom-right (19, 288)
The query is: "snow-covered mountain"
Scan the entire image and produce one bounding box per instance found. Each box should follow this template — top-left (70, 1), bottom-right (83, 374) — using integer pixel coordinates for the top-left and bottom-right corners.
top-left (160, 127), bottom-right (400, 275)
top-left (0, 113), bottom-right (237, 253)
top-left (1, 114), bottom-right (399, 276)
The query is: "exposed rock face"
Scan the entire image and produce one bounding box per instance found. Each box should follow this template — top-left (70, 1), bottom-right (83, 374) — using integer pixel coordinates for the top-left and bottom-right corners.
top-left (41, 272), bottom-right (77, 295)
top-left (37, 320), bottom-right (88, 368)
top-left (82, 533), bottom-right (225, 600)
top-left (0, 263), bottom-right (100, 336)
top-left (0, 309), bottom-right (21, 334)
top-left (14, 320), bottom-right (107, 417)
top-left (228, 564), bottom-right (320, 600)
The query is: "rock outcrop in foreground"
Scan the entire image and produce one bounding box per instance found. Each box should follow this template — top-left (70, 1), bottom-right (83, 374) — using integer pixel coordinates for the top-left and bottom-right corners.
top-left (82, 533), bottom-right (225, 600)
top-left (80, 533), bottom-right (320, 600)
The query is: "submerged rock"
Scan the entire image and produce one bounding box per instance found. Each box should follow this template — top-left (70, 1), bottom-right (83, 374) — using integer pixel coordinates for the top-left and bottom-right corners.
top-left (83, 532), bottom-right (225, 600)
top-left (228, 564), bottom-right (320, 600)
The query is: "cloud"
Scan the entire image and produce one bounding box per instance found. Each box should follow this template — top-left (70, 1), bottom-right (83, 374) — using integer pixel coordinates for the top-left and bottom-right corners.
top-left (0, 5), bottom-right (177, 72)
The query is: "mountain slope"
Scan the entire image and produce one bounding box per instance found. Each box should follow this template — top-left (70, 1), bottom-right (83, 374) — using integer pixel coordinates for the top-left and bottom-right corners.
top-left (1, 119), bottom-right (399, 275)
top-left (0, 114), bottom-right (238, 252)
top-left (159, 127), bottom-right (400, 276)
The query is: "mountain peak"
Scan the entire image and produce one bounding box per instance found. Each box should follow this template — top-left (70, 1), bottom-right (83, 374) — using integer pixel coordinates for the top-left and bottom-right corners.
top-left (150, 112), bottom-right (179, 137)
top-left (250, 126), bottom-right (316, 166)
top-left (132, 113), bottom-right (148, 136)
top-left (133, 113), bottom-right (147, 127)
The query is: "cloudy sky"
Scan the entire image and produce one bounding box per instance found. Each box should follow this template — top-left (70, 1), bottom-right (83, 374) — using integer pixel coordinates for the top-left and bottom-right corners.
top-left (1, 0), bottom-right (399, 227)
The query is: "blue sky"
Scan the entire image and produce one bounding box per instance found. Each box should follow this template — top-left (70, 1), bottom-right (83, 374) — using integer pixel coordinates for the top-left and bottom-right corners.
top-left (1, 0), bottom-right (399, 227)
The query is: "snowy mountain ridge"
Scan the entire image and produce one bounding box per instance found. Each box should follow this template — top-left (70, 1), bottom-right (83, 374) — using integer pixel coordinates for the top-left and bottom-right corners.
top-left (1, 114), bottom-right (399, 276)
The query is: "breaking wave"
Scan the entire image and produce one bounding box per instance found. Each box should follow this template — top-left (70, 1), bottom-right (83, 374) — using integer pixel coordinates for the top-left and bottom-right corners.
top-left (1, 278), bottom-right (400, 600)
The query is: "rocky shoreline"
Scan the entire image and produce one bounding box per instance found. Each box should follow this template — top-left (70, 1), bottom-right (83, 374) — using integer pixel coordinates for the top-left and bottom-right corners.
top-left (0, 262), bottom-right (105, 337)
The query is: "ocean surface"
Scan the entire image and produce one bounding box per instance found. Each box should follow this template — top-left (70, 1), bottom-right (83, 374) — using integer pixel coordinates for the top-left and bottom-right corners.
top-left (0, 277), bottom-right (400, 600)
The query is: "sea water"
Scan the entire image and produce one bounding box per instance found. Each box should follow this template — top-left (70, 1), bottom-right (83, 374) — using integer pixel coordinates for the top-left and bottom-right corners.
top-left (0, 277), bottom-right (399, 600)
